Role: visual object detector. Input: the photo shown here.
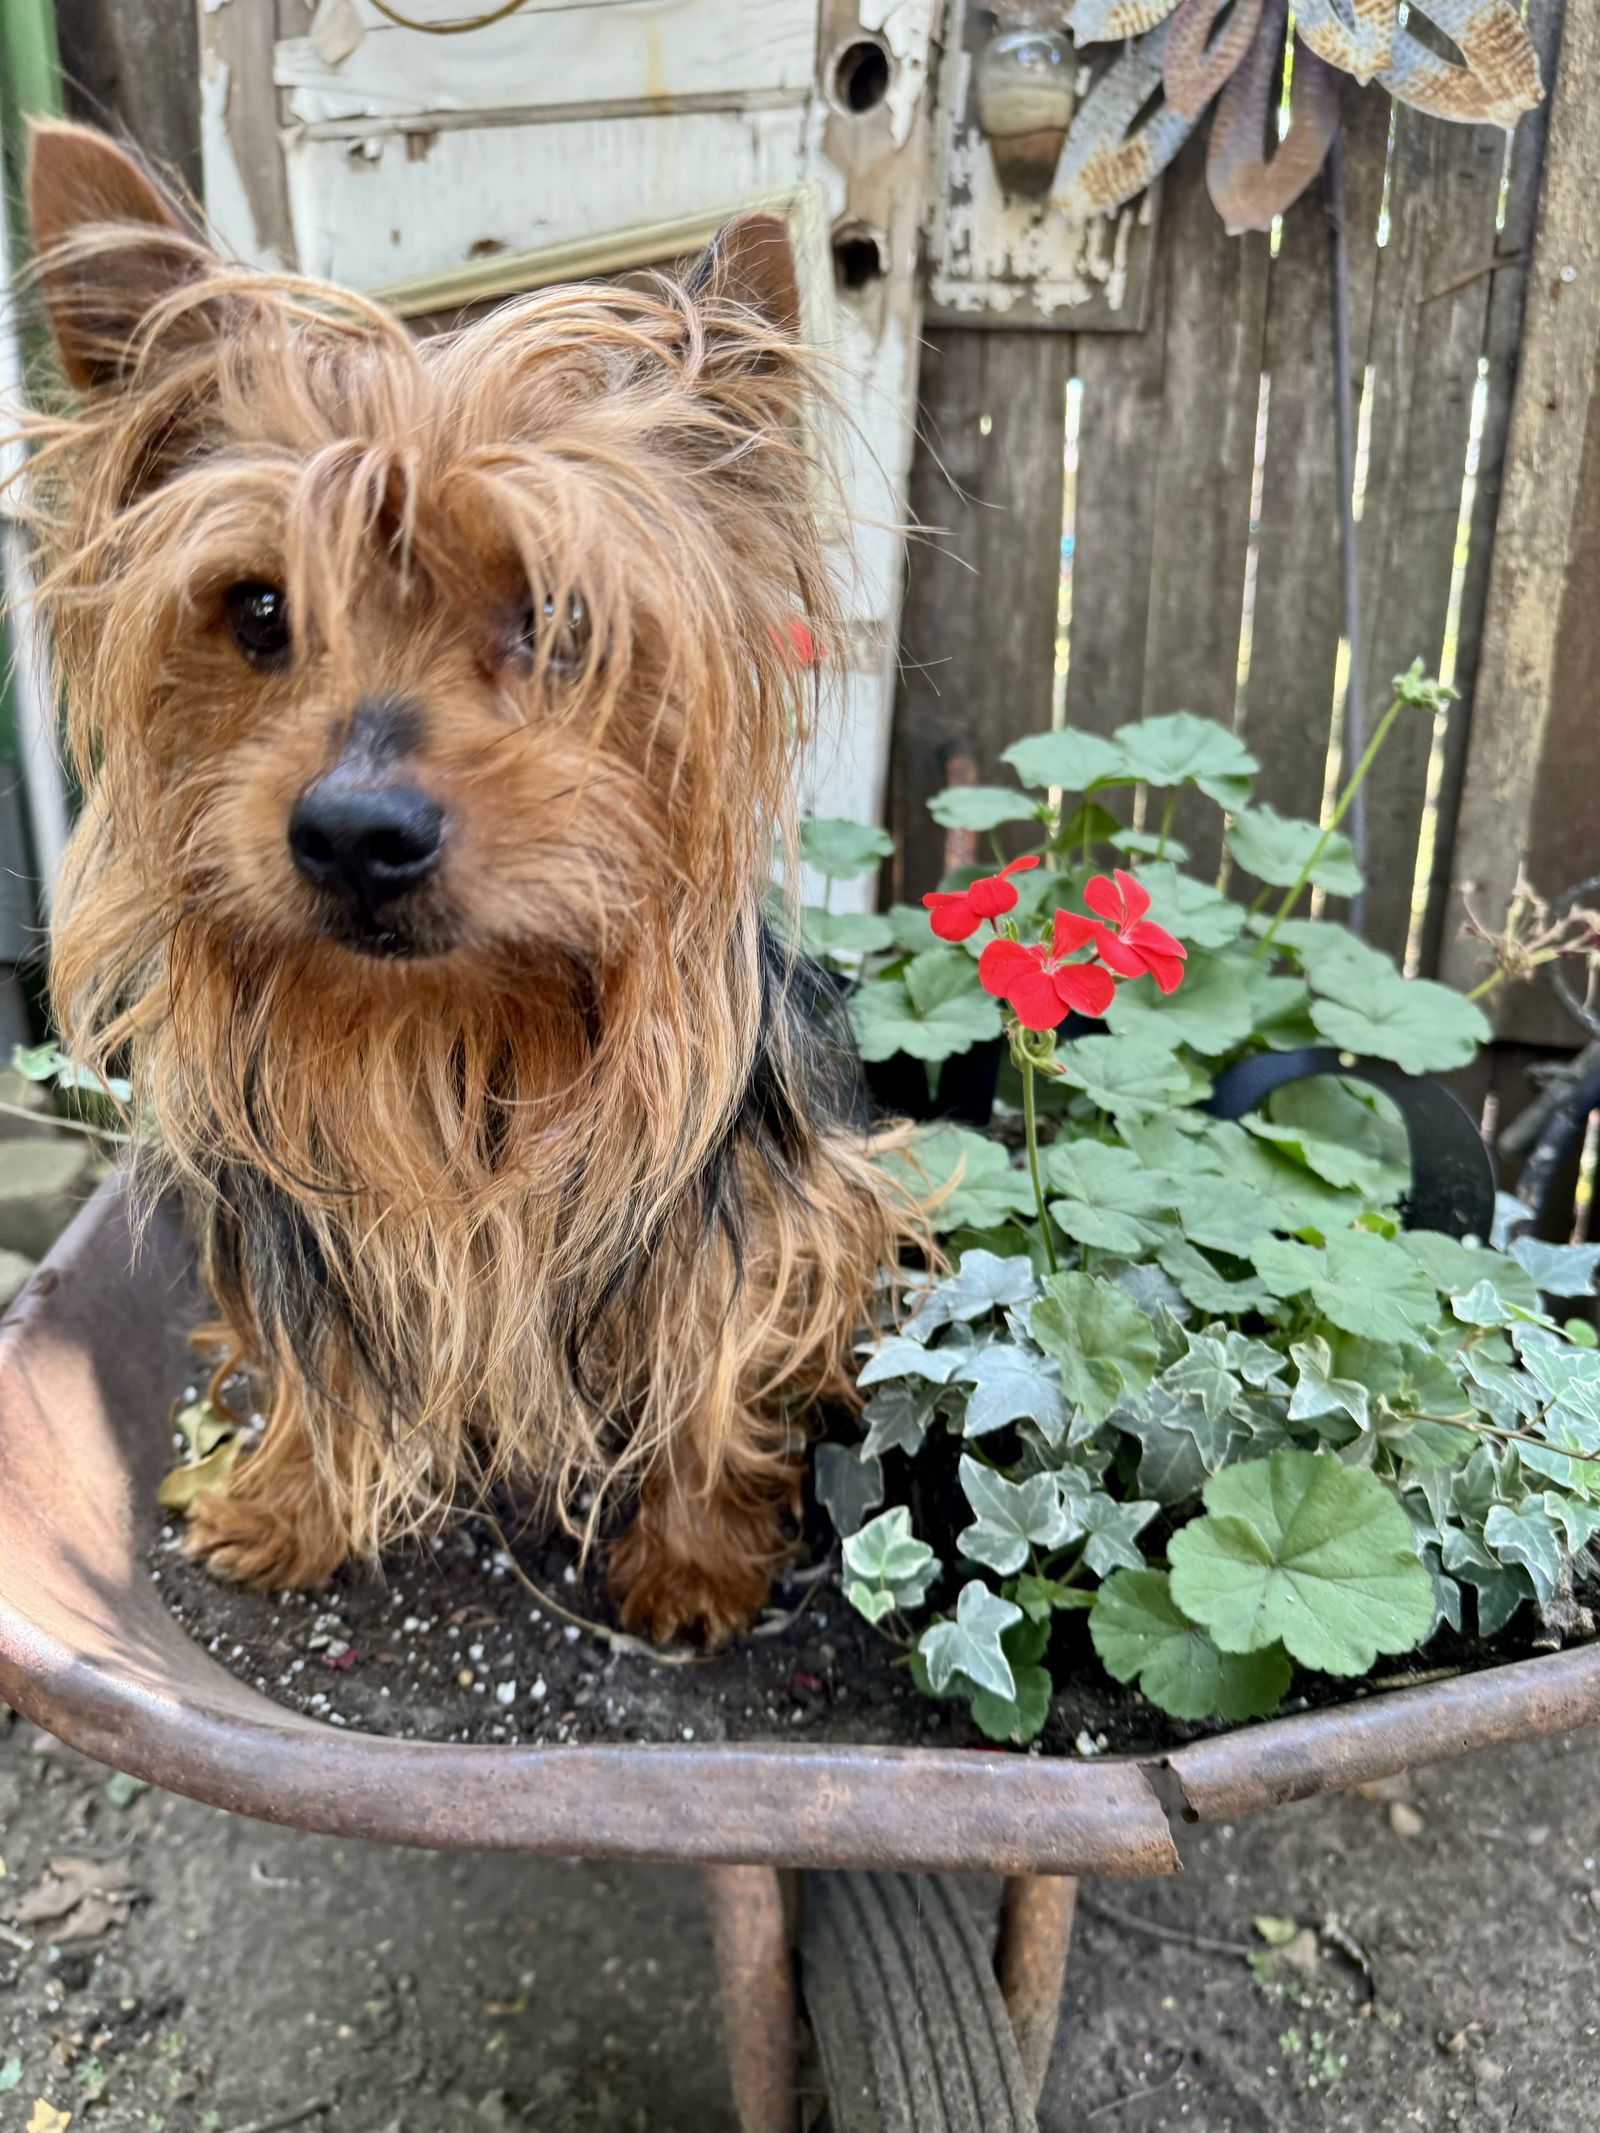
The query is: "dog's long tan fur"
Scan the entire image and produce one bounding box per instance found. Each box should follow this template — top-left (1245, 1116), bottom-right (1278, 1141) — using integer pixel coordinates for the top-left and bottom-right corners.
top-left (18, 121), bottom-right (920, 1642)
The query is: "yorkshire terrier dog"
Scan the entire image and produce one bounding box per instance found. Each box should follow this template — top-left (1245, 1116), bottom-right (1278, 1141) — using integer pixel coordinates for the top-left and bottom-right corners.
top-left (22, 120), bottom-right (919, 1644)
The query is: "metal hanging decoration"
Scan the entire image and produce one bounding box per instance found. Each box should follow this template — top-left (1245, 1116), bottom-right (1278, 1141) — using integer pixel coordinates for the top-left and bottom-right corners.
top-left (973, 0), bottom-right (1545, 229)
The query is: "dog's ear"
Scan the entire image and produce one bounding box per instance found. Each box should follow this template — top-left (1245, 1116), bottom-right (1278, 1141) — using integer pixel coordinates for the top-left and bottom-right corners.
top-left (690, 212), bottom-right (803, 340)
top-left (27, 120), bottom-right (213, 392)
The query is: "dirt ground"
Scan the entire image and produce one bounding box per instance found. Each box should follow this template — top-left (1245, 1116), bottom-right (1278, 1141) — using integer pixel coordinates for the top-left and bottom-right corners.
top-left (1, 1709), bottom-right (1596, 2132)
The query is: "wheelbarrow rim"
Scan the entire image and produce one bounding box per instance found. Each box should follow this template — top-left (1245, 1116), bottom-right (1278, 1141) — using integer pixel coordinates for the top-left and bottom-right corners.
top-left (1, 1175), bottom-right (1597, 1874)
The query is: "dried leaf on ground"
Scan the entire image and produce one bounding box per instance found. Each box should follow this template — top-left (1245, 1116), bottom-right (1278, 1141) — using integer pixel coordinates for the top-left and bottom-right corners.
top-left (5, 1857), bottom-right (134, 1943)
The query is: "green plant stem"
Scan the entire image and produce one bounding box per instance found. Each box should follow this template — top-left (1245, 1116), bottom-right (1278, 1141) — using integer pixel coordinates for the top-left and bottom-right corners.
top-left (1019, 1052), bottom-right (1058, 1276)
top-left (1155, 789), bottom-right (1177, 860)
top-left (1254, 686), bottom-right (1409, 960)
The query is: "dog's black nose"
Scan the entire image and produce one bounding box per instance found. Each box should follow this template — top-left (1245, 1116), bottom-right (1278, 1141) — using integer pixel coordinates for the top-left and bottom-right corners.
top-left (288, 781), bottom-right (444, 904)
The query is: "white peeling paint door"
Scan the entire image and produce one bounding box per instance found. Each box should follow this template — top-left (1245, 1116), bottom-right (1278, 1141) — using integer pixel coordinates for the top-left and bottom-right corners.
top-left (198, 0), bottom-right (943, 877)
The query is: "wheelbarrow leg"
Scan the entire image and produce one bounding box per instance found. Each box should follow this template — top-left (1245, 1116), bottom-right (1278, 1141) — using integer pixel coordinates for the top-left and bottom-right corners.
top-left (995, 1872), bottom-right (1079, 2104)
top-left (702, 1863), bottom-right (798, 2133)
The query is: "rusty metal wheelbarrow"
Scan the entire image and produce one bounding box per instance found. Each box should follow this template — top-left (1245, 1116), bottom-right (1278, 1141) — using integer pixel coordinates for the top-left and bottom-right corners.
top-left (4, 1178), bottom-right (1600, 2132)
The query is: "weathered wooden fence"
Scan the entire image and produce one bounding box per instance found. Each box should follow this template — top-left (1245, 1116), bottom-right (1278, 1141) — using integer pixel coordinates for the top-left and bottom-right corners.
top-left (891, 0), bottom-right (1595, 1069)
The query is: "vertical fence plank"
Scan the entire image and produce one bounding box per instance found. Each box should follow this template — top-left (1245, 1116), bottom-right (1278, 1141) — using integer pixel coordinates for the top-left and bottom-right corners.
top-left (1351, 108), bottom-right (1512, 958)
top-left (1135, 133), bottom-right (1271, 872)
top-left (1237, 86), bottom-right (1392, 855)
top-left (1418, 0), bottom-right (1568, 983)
top-left (889, 329), bottom-right (1073, 903)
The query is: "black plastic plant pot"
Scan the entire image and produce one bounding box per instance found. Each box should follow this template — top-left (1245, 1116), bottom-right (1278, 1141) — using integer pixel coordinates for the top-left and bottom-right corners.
top-left (863, 1038), bottom-right (1005, 1127)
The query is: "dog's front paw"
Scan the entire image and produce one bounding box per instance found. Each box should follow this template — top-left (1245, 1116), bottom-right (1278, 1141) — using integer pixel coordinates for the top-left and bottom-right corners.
top-left (608, 1520), bottom-right (771, 1648)
top-left (183, 1485), bottom-right (346, 1591)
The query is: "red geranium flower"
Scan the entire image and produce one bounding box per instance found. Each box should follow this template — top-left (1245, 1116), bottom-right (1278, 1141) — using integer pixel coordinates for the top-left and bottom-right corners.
top-left (922, 854), bottom-right (1041, 943)
top-left (978, 910), bottom-right (1116, 1031)
top-left (1084, 869), bottom-right (1188, 993)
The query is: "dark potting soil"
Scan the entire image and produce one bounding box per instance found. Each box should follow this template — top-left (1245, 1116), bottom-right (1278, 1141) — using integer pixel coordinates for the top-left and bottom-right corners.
top-left (148, 1369), bottom-right (1599, 1761)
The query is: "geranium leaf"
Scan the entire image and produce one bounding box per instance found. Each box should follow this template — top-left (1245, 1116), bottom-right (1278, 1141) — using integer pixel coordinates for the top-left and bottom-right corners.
top-left (1044, 1140), bottom-right (1177, 1255)
top-left (1105, 951), bottom-right (1257, 1057)
top-left (1168, 1449), bottom-right (1434, 1674)
top-left (957, 1457), bottom-right (1072, 1573)
top-left (1274, 919), bottom-right (1398, 995)
top-left (849, 949), bottom-right (1002, 1063)
top-left (1308, 971), bottom-right (1490, 1076)
top-left (918, 1581), bottom-right (1024, 1698)
top-left (1243, 1117), bottom-right (1405, 1200)
top-left (1012, 1572), bottom-right (1096, 1620)
top-left (954, 1342), bottom-right (1070, 1444)
top-left (1399, 1231), bottom-right (1540, 1311)
top-left (1056, 1033), bottom-right (1207, 1120)
top-left (1114, 711), bottom-right (1258, 809)
top-left (926, 785), bottom-right (1041, 831)
top-left (1030, 1271), bottom-right (1161, 1427)
top-left (874, 1125), bottom-right (1037, 1232)
top-left (1251, 1230), bottom-right (1439, 1343)
top-left (1510, 1237), bottom-right (1600, 1297)
top-left (800, 907), bottom-right (895, 959)
top-left (1226, 805), bottom-right (1361, 895)
top-left (1091, 1568), bottom-right (1292, 1721)
top-left (1174, 1178), bottom-right (1286, 1257)
top-left (1128, 860), bottom-right (1249, 951)
top-left (814, 1444), bottom-right (885, 1537)
top-left (968, 1660), bottom-right (1054, 1744)
top-left (799, 816), bottom-right (895, 877)
top-left (1155, 1237), bottom-right (1274, 1316)
top-left (1002, 728), bottom-right (1130, 792)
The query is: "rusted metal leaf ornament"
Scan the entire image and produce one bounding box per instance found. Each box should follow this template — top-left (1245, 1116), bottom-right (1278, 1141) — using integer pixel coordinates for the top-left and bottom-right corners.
top-left (1294, 0), bottom-right (1394, 83)
top-left (1054, 22), bottom-right (1197, 217)
top-left (1207, 1), bottom-right (1343, 235)
top-left (1070, 0), bottom-right (1183, 42)
top-left (1163, 0), bottom-right (1267, 121)
top-left (1378, 0), bottom-right (1543, 127)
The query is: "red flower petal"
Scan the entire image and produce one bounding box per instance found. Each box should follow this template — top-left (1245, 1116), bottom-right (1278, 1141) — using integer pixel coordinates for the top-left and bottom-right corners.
top-left (922, 890), bottom-right (981, 942)
top-left (1144, 950), bottom-right (1187, 995)
top-left (1092, 933), bottom-right (1147, 979)
top-left (1111, 867), bottom-right (1151, 922)
top-left (1083, 873), bottom-right (1126, 926)
top-left (968, 874), bottom-right (1023, 920)
top-left (998, 855), bottom-right (1041, 879)
top-left (1007, 966), bottom-right (1073, 1029)
top-left (1050, 909), bottom-right (1108, 960)
top-left (978, 938), bottom-right (1043, 995)
top-left (1126, 917), bottom-right (1186, 960)
top-left (1054, 962), bottom-right (1116, 1018)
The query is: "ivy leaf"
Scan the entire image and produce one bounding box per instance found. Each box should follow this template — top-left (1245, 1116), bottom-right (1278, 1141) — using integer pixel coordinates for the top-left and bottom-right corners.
top-left (1226, 805), bottom-right (1361, 895)
top-left (1074, 1491), bottom-right (1160, 1575)
top-left (849, 950), bottom-right (1002, 1064)
top-left (1522, 1342), bottom-right (1600, 1426)
top-left (1483, 1499), bottom-right (1565, 1606)
top-left (875, 1126), bottom-right (1037, 1232)
top-left (1114, 711), bottom-right (1258, 809)
top-left (1510, 1237), bottom-right (1600, 1297)
top-left (1288, 1336), bottom-right (1370, 1429)
top-left (1223, 1331), bottom-right (1288, 1388)
top-left (1030, 1271), bottom-right (1161, 1428)
top-left (1161, 1334), bottom-right (1241, 1421)
top-left (1541, 1490), bottom-right (1600, 1554)
top-left (1251, 1231), bottom-right (1439, 1344)
top-left (1129, 861), bottom-right (1249, 951)
top-left (814, 1445), bottom-right (884, 1537)
top-left (1442, 1528), bottom-right (1532, 1636)
top-left (799, 816), bottom-right (895, 878)
top-left (1308, 970), bottom-right (1490, 1076)
top-left (1056, 1033), bottom-right (1206, 1120)
top-left (1012, 1572), bottom-right (1096, 1620)
top-left (1113, 1388), bottom-right (1217, 1505)
top-left (954, 1343), bottom-right (1070, 1444)
top-left (1044, 1140), bottom-right (1177, 1255)
top-left (1155, 1238), bottom-right (1274, 1316)
top-left (957, 1456), bottom-right (1072, 1573)
top-left (910, 1249), bottom-right (1040, 1333)
top-left (926, 785), bottom-right (1041, 832)
top-left (857, 1335), bottom-right (968, 1390)
top-left (1091, 1568), bottom-right (1292, 1721)
top-left (1105, 952), bottom-right (1257, 1057)
top-left (842, 1506), bottom-right (938, 1621)
top-left (1518, 1408), bottom-right (1600, 1500)
top-left (918, 1581), bottom-right (1024, 1698)
top-left (1168, 1449), bottom-right (1434, 1674)
top-left (860, 1379), bottom-right (943, 1460)
top-left (800, 907), bottom-right (894, 959)
top-left (1002, 727), bottom-right (1130, 793)
top-left (969, 1661), bottom-right (1054, 1745)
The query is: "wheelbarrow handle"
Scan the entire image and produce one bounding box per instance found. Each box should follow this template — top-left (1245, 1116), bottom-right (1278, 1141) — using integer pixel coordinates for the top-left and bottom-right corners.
top-left (1204, 1046), bottom-right (1496, 1242)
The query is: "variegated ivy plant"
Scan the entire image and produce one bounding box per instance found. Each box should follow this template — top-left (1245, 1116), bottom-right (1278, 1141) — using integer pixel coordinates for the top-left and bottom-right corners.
top-left (805, 666), bottom-right (1600, 1746)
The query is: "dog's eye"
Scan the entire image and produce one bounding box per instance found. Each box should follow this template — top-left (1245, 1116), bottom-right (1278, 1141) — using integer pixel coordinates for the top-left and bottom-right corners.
top-left (224, 582), bottom-right (292, 671)
top-left (515, 590), bottom-right (590, 678)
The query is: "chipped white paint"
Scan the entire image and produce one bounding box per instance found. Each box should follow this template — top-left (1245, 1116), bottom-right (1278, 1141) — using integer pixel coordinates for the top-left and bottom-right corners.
top-left (278, 0), bottom-right (817, 129)
top-left (856, 0), bottom-right (937, 146)
top-left (925, 0), bottom-right (1153, 326)
top-left (199, 55), bottom-right (287, 270)
top-left (201, 0), bottom-right (943, 832)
